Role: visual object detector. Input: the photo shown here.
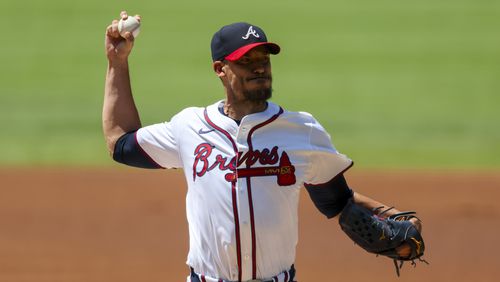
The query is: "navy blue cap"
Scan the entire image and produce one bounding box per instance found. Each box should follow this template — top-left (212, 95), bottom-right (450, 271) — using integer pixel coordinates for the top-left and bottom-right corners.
top-left (211, 22), bottom-right (280, 62)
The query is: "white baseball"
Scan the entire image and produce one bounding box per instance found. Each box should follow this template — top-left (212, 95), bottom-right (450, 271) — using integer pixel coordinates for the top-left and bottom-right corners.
top-left (118, 16), bottom-right (141, 38)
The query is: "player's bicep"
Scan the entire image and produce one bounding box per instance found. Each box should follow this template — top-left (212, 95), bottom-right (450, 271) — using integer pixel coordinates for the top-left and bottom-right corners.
top-left (113, 131), bottom-right (164, 169)
top-left (136, 122), bottom-right (183, 168)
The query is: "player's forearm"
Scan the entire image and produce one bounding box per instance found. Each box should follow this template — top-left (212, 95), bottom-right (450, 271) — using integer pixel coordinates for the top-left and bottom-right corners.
top-left (352, 192), bottom-right (422, 231)
top-left (102, 60), bottom-right (142, 155)
top-left (353, 192), bottom-right (401, 217)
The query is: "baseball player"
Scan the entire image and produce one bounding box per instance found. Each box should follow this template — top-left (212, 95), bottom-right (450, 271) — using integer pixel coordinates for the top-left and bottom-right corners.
top-left (103, 12), bottom-right (426, 282)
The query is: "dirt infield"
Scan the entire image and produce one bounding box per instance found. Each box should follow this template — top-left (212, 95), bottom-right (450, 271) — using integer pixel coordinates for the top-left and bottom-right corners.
top-left (1, 168), bottom-right (499, 282)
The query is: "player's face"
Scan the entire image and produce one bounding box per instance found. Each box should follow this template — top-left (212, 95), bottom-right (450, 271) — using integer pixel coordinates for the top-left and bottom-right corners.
top-left (223, 46), bottom-right (273, 102)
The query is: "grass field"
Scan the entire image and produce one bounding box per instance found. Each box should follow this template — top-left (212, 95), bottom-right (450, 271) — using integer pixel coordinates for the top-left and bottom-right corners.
top-left (1, 0), bottom-right (499, 168)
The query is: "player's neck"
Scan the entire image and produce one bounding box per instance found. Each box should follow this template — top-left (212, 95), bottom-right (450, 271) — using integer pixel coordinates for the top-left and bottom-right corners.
top-left (222, 100), bottom-right (268, 122)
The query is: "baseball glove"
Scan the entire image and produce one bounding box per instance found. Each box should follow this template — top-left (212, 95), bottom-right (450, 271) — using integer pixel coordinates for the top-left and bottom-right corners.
top-left (339, 199), bottom-right (428, 276)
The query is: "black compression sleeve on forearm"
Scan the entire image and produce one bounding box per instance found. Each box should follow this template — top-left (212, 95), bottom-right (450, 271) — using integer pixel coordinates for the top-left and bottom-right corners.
top-left (304, 174), bottom-right (354, 218)
top-left (113, 131), bottom-right (162, 169)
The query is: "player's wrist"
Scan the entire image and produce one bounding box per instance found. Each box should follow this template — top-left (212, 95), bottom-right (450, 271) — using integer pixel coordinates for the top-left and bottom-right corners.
top-left (107, 57), bottom-right (129, 69)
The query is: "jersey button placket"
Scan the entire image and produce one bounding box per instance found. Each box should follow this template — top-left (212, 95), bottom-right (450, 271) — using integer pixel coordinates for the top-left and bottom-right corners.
top-left (236, 140), bottom-right (253, 280)
top-left (236, 177), bottom-right (253, 280)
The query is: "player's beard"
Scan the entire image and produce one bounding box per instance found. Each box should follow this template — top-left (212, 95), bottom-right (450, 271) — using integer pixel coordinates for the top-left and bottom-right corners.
top-left (243, 87), bottom-right (273, 102)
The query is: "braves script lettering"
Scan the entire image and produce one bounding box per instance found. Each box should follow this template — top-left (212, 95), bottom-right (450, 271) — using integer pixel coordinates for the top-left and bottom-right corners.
top-left (193, 143), bottom-right (280, 181)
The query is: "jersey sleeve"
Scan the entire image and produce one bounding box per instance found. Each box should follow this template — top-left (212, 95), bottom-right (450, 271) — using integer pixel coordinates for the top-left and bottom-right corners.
top-left (135, 115), bottom-right (183, 169)
top-left (304, 115), bottom-right (353, 185)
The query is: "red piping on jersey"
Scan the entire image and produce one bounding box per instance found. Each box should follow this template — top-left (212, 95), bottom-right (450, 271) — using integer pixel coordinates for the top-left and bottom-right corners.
top-left (134, 131), bottom-right (165, 169)
top-left (203, 109), bottom-right (242, 282)
top-left (244, 175), bottom-right (256, 278)
top-left (231, 180), bottom-right (242, 282)
top-left (246, 107), bottom-right (284, 279)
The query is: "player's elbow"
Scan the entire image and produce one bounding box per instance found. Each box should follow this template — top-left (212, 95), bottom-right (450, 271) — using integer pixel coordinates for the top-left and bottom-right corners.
top-left (102, 125), bottom-right (129, 158)
top-left (105, 135), bottom-right (119, 157)
top-left (103, 130), bottom-right (124, 158)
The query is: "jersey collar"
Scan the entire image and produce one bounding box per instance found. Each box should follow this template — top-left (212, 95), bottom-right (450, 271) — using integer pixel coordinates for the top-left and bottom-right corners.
top-left (206, 100), bottom-right (281, 130)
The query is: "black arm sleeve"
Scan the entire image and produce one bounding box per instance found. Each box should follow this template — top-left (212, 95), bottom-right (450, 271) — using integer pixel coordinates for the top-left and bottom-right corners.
top-left (304, 174), bottom-right (354, 218)
top-left (113, 131), bottom-right (163, 169)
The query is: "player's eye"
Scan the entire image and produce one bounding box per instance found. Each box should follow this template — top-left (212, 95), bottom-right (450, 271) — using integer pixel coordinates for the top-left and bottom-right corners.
top-left (238, 57), bottom-right (251, 64)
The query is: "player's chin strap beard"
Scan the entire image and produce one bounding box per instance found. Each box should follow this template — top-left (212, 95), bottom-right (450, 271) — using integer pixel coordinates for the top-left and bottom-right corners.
top-left (243, 87), bottom-right (273, 102)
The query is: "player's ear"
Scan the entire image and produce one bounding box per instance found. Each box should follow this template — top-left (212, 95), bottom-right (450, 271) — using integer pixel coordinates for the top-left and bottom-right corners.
top-left (213, 61), bottom-right (226, 78)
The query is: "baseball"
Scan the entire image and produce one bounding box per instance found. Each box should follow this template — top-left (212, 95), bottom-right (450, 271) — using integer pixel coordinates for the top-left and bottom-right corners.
top-left (118, 16), bottom-right (140, 38)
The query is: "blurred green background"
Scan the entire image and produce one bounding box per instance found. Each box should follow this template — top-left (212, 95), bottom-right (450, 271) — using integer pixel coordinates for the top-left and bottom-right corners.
top-left (0, 0), bottom-right (498, 168)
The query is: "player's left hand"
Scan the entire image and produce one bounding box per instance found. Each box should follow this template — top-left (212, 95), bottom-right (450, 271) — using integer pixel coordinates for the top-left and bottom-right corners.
top-left (396, 217), bottom-right (422, 258)
top-left (339, 200), bottom-right (428, 276)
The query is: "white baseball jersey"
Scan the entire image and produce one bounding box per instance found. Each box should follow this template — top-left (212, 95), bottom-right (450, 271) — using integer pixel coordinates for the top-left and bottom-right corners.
top-left (136, 100), bottom-right (352, 281)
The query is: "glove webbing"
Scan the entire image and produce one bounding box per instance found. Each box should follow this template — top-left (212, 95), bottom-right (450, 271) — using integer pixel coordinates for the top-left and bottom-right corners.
top-left (381, 208), bottom-right (430, 277)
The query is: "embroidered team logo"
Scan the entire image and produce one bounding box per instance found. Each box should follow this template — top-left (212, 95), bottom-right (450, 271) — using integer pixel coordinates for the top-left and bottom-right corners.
top-left (225, 151), bottom-right (296, 186)
top-left (242, 26), bottom-right (260, 40)
top-left (192, 144), bottom-right (296, 186)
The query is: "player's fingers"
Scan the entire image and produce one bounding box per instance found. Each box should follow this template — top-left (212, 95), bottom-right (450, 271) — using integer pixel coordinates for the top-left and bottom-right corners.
top-left (111, 19), bottom-right (119, 33)
top-left (134, 15), bottom-right (141, 22)
top-left (120, 11), bottom-right (128, 20)
top-left (409, 217), bottom-right (422, 233)
top-left (106, 24), bottom-right (119, 38)
top-left (123, 31), bottom-right (135, 43)
top-left (106, 25), bottom-right (112, 35)
top-left (107, 20), bottom-right (120, 38)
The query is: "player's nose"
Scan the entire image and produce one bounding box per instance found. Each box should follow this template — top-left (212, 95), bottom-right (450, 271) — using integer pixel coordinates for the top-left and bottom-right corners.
top-left (253, 64), bottom-right (265, 74)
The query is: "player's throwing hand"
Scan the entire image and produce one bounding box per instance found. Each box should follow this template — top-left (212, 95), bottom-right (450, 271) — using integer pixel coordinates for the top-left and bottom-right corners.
top-left (105, 11), bottom-right (141, 62)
